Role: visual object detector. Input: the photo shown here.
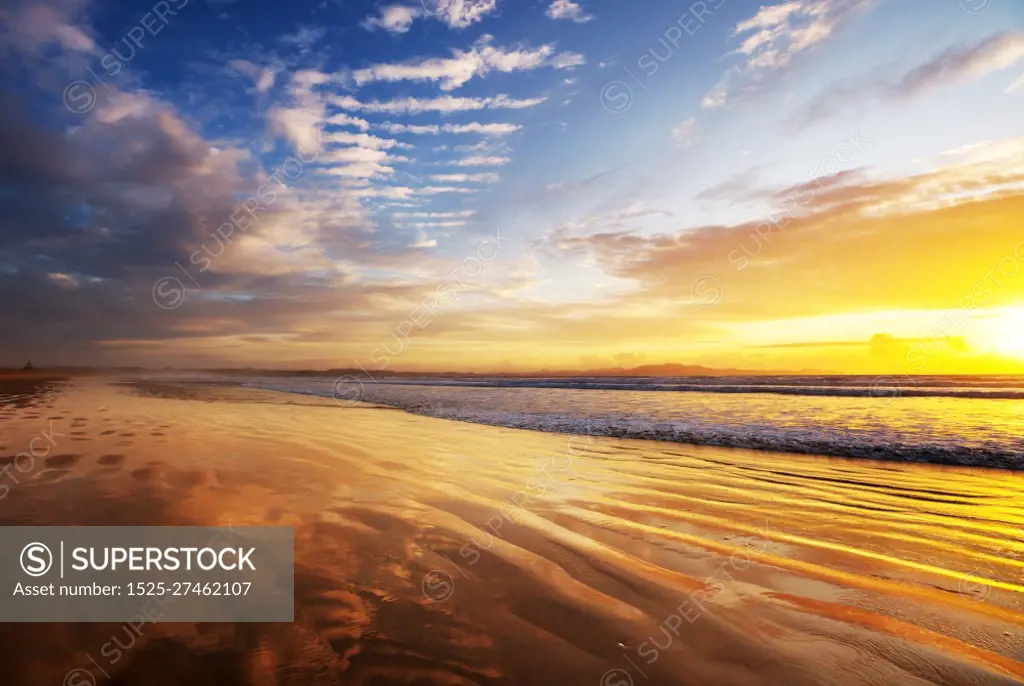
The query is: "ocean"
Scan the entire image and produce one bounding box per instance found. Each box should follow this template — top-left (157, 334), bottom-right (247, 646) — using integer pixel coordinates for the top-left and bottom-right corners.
top-left (242, 374), bottom-right (1024, 470)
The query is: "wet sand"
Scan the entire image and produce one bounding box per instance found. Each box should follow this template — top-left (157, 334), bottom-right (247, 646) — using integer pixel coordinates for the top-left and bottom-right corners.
top-left (0, 375), bottom-right (1021, 685)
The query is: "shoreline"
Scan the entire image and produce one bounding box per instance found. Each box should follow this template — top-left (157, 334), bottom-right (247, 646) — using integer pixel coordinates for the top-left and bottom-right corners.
top-left (242, 379), bottom-right (1024, 472)
top-left (1, 376), bottom-right (1022, 685)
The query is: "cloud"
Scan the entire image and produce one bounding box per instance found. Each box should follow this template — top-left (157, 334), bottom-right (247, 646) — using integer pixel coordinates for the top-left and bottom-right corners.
top-left (428, 172), bottom-right (501, 183)
top-left (791, 32), bottom-right (1024, 128)
top-left (419, 186), bottom-right (482, 194)
top-left (360, 0), bottom-right (498, 33)
top-left (267, 102), bottom-right (323, 150)
top-left (891, 31), bottom-right (1024, 99)
top-left (671, 117), bottom-right (699, 147)
top-left (546, 0), bottom-right (593, 23)
top-left (1008, 72), bottom-right (1024, 94)
top-left (347, 35), bottom-right (584, 90)
top-left (407, 228), bottom-right (438, 248)
top-left (279, 25), bottom-right (327, 48)
top-left (322, 131), bottom-right (408, 149)
top-left (401, 220), bottom-right (470, 228)
top-left (331, 93), bottom-right (545, 114)
top-left (538, 138), bottom-right (1024, 326)
top-left (734, 1), bottom-right (804, 33)
top-left (377, 122), bottom-right (441, 135)
top-left (229, 60), bottom-right (277, 93)
top-left (326, 112), bottom-right (370, 130)
top-left (267, 70), bottom-right (330, 150)
top-left (703, 0), bottom-right (875, 109)
top-left (550, 51), bottom-right (586, 69)
top-left (391, 210), bottom-right (478, 218)
top-left (438, 0), bottom-right (499, 28)
top-left (701, 68), bottom-right (737, 109)
top-left (449, 155), bottom-right (512, 166)
top-left (1, 0), bottom-right (95, 55)
top-left (361, 5), bottom-right (421, 33)
top-left (377, 121), bottom-right (520, 136)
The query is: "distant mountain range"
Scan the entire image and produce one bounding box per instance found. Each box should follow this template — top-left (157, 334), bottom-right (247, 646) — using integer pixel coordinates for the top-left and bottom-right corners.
top-left (3, 363), bottom-right (831, 377)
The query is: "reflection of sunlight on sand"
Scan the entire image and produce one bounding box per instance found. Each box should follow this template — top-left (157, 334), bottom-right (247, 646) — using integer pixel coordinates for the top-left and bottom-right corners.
top-left (2, 376), bottom-right (1024, 685)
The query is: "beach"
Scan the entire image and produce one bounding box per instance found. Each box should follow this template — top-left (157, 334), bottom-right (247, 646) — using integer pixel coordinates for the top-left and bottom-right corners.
top-left (1, 374), bottom-right (1022, 685)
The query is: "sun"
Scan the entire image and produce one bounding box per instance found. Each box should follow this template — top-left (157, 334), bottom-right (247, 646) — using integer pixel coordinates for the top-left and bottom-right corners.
top-left (977, 307), bottom-right (1024, 359)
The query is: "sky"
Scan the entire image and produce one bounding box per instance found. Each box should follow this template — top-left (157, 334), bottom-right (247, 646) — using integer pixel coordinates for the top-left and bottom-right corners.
top-left (1, 0), bottom-right (1024, 374)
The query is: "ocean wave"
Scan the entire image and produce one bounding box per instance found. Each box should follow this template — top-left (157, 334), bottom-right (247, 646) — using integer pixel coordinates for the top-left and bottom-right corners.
top-left (241, 378), bottom-right (1024, 471)
top-left (334, 376), bottom-right (1024, 400)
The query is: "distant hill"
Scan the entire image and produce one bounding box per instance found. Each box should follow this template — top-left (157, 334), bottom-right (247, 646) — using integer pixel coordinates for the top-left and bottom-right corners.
top-left (197, 363), bottom-right (830, 378)
top-left (2, 363), bottom-right (833, 378)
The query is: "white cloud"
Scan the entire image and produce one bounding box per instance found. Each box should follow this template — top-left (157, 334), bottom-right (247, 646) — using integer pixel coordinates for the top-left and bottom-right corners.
top-left (454, 140), bottom-right (509, 153)
top-left (735, 2), bottom-right (804, 34)
top-left (377, 122), bottom-right (521, 136)
top-left (231, 61), bottom-right (277, 93)
top-left (280, 26), bottom-right (327, 48)
top-left (378, 122), bottom-right (441, 135)
top-left (546, 0), bottom-right (593, 23)
top-left (326, 112), bottom-right (370, 130)
top-left (1008, 72), bottom-right (1024, 93)
top-left (892, 32), bottom-right (1024, 98)
top-left (792, 32), bottom-right (1024, 128)
top-left (319, 162), bottom-right (394, 179)
top-left (701, 68), bottom-right (736, 109)
top-left (323, 131), bottom-right (408, 149)
top-left (550, 51), bottom-right (586, 70)
top-left (409, 230), bottom-right (437, 248)
top-left (429, 172), bottom-right (501, 183)
top-left (402, 220), bottom-right (470, 227)
top-left (316, 143), bottom-right (411, 180)
top-left (392, 210), bottom-right (478, 218)
top-left (361, 0), bottom-right (498, 33)
top-left (268, 103), bottom-right (323, 150)
top-left (450, 155), bottom-right (512, 166)
top-left (446, 122), bottom-right (520, 135)
top-left (256, 70), bottom-right (276, 93)
top-left (331, 93), bottom-right (546, 114)
top-left (671, 117), bottom-right (699, 147)
top-left (704, 0), bottom-right (875, 108)
top-left (420, 186), bottom-right (482, 194)
top-left (438, 0), bottom-right (499, 28)
top-left (351, 186), bottom-right (415, 199)
top-left (362, 5), bottom-right (421, 33)
top-left (348, 35), bottom-right (583, 90)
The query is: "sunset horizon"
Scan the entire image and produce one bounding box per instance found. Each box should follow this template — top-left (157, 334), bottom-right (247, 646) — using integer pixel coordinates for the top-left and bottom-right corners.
top-left (2, 0), bottom-right (1023, 376)
top-left (3, 1), bottom-right (1024, 684)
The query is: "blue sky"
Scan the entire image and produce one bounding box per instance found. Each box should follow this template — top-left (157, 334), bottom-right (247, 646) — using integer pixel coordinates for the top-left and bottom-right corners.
top-left (2, 0), bottom-right (1024, 370)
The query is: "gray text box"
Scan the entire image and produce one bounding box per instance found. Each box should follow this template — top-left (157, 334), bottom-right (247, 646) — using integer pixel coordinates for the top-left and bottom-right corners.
top-left (1, 526), bottom-right (293, 622)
